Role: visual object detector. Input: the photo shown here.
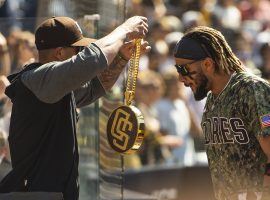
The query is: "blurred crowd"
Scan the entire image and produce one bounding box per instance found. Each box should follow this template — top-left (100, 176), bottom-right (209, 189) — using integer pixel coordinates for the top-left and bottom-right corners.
top-left (0, 0), bottom-right (270, 177)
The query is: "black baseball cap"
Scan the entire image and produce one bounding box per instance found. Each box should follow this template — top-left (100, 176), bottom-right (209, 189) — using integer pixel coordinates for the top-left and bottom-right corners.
top-left (35, 16), bottom-right (96, 50)
top-left (174, 36), bottom-right (208, 60)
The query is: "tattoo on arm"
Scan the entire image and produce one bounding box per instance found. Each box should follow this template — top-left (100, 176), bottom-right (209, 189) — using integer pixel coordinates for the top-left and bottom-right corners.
top-left (98, 53), bottom-right (128, 91)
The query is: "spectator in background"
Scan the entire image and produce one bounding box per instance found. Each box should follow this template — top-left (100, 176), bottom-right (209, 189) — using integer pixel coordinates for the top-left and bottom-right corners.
top-left (6, 30), bottom-right (37, 73)
top-left (14, 31), bottom-right (37, 72)
top-left (212, 0), bottom-right (241, 30)
top-left (260, 42), bottom-right (270, 82)
top-left (158, 15), bottom-right (182, 36)
top-left (233, 30), bottom-right (261, 75)
top-left (147, 39), bottom-right (169, 72)
top-left (158, 31), bottom-right (184, 74)
top-left (6, 29), bottom-right (23, 72)
top-left (181, 10), bottom-right (206, 31)
top-left (154, 70), bottom-right (195, 166)
top-left (148, 15), bottom-right (182, 43)
top-left (130, 0), bottom-right (167, 24)
top-left (238, 0), bottom-right (270, 23)
top-left (198, 0), bottom-right (216, 26)
top-left (0, 0), bottom-right (17, 36)
top-left (135, 70), bottom-right (166, 165)
top-left (20, 0), bottom-right (38, 31)
top-left (146, 15), bottom-right (183, 72)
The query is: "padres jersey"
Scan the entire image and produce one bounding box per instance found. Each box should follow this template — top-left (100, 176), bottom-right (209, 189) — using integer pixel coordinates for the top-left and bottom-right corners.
top-left (201, 71), bottom-right (270, 200)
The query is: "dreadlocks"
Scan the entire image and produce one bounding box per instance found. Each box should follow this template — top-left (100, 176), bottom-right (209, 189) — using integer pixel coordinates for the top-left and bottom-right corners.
top-left (184, 26), bottom-right (245, 74)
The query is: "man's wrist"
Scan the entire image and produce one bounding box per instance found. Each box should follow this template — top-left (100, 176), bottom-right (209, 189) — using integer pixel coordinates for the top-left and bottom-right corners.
top-left (115, 53), bottom-right (128, 68)
top-left (114, 26), bottom-right (129, 42)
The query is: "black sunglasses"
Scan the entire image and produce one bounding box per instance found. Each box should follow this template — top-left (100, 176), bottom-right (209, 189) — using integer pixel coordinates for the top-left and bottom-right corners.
top-left (174, 59), bottom-right (205, 76)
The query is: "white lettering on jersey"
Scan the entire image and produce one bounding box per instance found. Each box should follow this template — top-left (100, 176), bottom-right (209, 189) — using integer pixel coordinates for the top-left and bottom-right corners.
top-left (202, 117), bottom-right (249, 145)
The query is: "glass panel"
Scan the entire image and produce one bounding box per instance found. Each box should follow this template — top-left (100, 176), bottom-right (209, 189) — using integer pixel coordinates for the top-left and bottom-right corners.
top-left (77, 103), bottom-right (99, 200)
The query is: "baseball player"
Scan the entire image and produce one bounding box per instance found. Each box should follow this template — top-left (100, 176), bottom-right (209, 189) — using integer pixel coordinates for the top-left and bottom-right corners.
top-left (173, 26), bottom-right (270, 200)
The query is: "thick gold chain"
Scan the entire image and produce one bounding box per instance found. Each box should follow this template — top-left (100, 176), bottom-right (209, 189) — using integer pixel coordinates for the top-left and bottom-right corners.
top-left (125, 39), bottom-right (141, 106)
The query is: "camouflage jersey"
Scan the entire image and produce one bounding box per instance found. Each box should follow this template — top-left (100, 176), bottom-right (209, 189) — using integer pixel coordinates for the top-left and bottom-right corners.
top-left (201, 71), bottom-right (270, 200)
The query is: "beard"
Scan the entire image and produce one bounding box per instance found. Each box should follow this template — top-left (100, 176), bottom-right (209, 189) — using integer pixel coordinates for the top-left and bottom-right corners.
top-left (193, 73), bottom-right (208, 101)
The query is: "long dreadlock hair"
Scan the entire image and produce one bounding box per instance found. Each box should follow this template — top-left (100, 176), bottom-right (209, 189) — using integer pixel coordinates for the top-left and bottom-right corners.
top-left (184, 26), bottom-right (245, 74)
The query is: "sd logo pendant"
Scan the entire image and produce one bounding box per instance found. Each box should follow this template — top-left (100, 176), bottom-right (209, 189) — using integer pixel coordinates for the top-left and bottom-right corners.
top-left (106, 39), bottom-right (145, 154)
top-left (107, 105), bottom-right (144, 154)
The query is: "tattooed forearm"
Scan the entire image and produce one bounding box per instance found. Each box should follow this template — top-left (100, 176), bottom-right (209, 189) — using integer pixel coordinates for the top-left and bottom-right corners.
top-left (98, 53), bottom-right (128, 91)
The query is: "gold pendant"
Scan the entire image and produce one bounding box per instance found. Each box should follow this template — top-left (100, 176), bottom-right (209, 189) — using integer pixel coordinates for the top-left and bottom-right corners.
top-left (107, 39), bottom-right (145, 154)
top-left (107, 105), bottom-right (144, 154)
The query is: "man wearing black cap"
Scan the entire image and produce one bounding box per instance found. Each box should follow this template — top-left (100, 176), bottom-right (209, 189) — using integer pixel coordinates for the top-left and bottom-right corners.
top-left (174, 26), bottom-right (270, 200)
top-left (0, 16), bottom-right (150, 200)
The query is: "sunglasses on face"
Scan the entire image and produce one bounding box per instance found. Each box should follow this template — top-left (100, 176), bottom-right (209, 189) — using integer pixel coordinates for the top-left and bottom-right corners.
top-left (174, 59), bottom-right (204, 76)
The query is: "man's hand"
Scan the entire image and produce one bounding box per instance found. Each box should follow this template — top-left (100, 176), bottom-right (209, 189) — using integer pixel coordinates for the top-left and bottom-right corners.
top-left (94, 16), bottom-right (148, 65)
top-left (119, 39), bottom-right (151, 60)
top-left (119, 16), bottom-right (148, 40)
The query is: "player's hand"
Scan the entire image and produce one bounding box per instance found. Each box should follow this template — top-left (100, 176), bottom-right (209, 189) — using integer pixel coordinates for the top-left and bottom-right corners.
top-left (120, 16), bottom-right (148, 40)
top-left (119, 39), bottom-right (151, 60)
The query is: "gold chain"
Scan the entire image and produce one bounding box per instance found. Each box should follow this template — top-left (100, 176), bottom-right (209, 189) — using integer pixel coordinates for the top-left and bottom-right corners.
top-left (125, 39), bottom-right (141, 106)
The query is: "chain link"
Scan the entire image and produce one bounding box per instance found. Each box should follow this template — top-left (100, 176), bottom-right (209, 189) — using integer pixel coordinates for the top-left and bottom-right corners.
top-left (125, 39), bottom-right (141, 106)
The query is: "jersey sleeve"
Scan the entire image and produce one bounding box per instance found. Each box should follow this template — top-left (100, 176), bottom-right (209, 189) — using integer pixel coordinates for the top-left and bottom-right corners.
top-left (244, 79), bottom-right (270, 138)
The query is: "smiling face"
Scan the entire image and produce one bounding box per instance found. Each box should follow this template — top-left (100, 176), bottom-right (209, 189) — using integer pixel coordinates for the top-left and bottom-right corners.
top-left (174, 57), bottom-right (210, 101)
